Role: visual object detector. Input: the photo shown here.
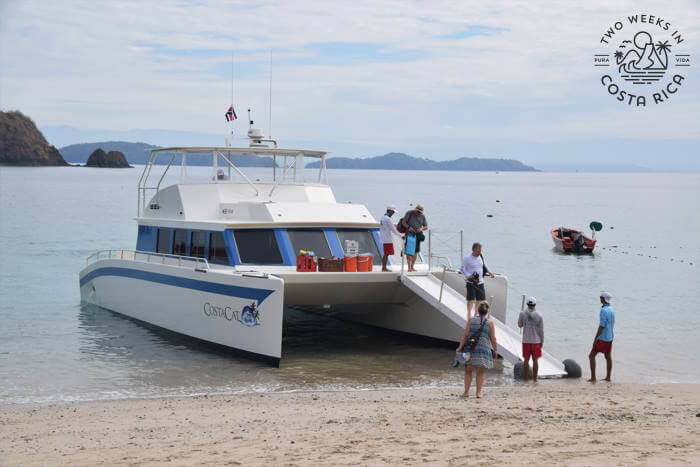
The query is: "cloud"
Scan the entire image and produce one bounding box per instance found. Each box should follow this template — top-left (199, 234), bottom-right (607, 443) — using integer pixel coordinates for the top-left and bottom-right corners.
top-left (1, 0), bottom-right (698, 166)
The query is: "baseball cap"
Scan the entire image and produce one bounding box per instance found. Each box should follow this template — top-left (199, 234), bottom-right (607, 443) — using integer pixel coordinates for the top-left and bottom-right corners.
top-left (387, 205), bottom-right (397, 212)
top-left (600, 291), bottom-right (612, 303)
top-left (526, 296), bottom-right (536, 306)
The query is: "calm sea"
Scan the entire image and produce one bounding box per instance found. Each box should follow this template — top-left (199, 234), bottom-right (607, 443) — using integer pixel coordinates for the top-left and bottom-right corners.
top-left (1, 166), bottom-right (699, 404)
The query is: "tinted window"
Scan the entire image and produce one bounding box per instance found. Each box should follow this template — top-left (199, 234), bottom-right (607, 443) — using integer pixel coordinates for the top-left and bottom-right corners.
top-left (209, 231), bottom-right (229, 265)
top-left (336, 230), bottom-right (381, 265)
top-left (157, 229), bottom-right (170, 254)
top-left (190, 231), bottom-right (207, 258)
top-left (234, 230), bottom-right (283, 264)
top-left (287, 229), bottom-right (332, 258)
top-left (173, 229), bottom-right (187, 256)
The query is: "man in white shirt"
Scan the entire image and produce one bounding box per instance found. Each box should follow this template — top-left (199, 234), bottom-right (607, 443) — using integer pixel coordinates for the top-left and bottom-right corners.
top-left (380, 205), bottom-right (403, 272)
top-left (461, 242), bottom-right (494, 318)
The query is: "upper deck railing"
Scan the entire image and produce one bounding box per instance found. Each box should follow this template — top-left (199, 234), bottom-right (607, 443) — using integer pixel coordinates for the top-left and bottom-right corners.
top-left (137, 146), bottom-right (328, 217)
top-left (86, 249), bottom-right (211, 271)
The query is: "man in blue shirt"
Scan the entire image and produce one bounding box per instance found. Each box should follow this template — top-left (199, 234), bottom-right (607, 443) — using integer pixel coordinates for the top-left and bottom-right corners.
top-left (588, 291), bottom-right (615, 382)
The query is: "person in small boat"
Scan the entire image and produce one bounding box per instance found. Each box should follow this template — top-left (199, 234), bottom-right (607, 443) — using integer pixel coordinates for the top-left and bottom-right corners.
top-left (400, 204), bottom-right (428, 272)
top-left (456, 302), bottom-right (498, 398)
top-left (518, 296), bottom-right (544, 382)
top-left (379, 205), bottom-right (403, 272)
top-left (588, 292), bottom-right (615, 382)
top-left (461, 242), bottom-right (494, 319)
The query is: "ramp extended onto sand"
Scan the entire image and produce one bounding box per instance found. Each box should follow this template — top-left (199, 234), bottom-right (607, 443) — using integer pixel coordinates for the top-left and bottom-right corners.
top-left (400, 272), bottom-right (566, 377)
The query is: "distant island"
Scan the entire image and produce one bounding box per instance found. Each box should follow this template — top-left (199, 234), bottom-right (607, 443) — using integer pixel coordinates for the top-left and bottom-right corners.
top-left (85, 148), bottom-right (132, 168)
top-left (0, 111), bottom-right (68, 166)
top-left (306, 152), bottom-right (537, 171)
top-left (60, 144), bottom-right (537, 172)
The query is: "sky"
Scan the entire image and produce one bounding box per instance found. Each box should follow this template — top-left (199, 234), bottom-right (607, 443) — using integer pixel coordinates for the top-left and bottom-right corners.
top-left (1, 0), bottom-right (699, 170)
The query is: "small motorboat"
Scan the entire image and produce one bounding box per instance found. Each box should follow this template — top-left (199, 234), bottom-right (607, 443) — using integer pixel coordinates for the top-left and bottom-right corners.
top-left (551, 227), bottom-right (596, 253)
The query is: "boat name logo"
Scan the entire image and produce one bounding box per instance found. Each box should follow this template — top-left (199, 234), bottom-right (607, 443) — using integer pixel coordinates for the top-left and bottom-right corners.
top-left (593, 14), bottom-right (690, 106)
top-left (203, 301), bottom-right (260, 327)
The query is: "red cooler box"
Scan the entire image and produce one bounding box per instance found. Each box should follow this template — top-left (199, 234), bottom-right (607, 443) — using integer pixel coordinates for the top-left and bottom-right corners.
top-left (296, 255), bottom-right (317, 272)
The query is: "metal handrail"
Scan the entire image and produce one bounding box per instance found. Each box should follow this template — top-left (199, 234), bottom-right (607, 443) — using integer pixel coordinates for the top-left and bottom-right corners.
top-left (85, 249), bottom-right (210, 271)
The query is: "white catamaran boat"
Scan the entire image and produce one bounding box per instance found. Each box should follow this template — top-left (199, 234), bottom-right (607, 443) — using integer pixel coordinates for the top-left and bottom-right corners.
top-left (79, 114), bottom-right (575, 377)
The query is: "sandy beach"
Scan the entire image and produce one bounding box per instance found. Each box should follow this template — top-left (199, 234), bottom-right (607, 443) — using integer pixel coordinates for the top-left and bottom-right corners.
top-left (1, 382), bottom-right (699, 466)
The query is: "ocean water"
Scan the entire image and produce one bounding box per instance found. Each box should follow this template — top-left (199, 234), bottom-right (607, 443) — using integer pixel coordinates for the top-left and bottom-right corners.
top-left (1, 166), bottom-right (699, 404)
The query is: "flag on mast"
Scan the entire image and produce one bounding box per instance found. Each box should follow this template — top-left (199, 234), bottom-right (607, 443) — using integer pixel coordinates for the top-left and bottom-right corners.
top-left (225, 105), bottom-right (237, 122)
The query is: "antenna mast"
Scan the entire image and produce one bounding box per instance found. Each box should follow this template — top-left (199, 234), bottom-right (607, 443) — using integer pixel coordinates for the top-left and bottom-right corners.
top-left (269, 49), bottom-right (272, 138)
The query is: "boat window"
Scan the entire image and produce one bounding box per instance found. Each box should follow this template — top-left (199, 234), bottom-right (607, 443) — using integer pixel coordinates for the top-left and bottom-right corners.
top-left (287, 229), bottom-right (332, 258)
top-left (156, 229), bottom-right (170, 254)
top-left (190, 231), bottom-right (207, 258)
top-left (233, 230), bottom-right (283, 265)
top-left (336, 229), bottom-right (381, 265)
top-left (209, 231), bottom-right (229, 265)
top-left (173, 230), bottom-right (187, 256)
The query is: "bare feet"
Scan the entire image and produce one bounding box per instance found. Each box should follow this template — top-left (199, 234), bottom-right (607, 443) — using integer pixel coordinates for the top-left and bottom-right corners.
top-left (476, 393), bottom-right (483, 399)
top-left (587, 378), bottom-right (597, 383)
top-left (603, 377), bottom-right (611, 382)
top-left (460, 392), bottom-right (469, 399)
top-left (382, 268), bottom-right (390, 272)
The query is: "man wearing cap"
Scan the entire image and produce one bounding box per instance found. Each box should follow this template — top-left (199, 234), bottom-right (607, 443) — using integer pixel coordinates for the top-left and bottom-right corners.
top-left (588, 292), bottom-right (615, 382)
top-left (518, 297), bottom-right (544, 382)
top-left (380, 205), bottom-right (403, 272)
top-left (400, 204), bottom-right (428, 272)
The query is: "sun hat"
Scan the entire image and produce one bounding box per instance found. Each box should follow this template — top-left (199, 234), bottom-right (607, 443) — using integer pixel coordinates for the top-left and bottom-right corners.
top-left (415, 204), bottom-right (424, 213)
top-left (600, 291), bottom-right (612, 303)
top-left (526, 296), bottom-right (536, 306)
top-left (387, 205), bottom-right (397, 212)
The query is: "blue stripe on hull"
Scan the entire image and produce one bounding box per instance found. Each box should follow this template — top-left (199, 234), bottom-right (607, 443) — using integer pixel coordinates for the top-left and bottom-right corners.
top-left (80, 267), bottom-right (275, 304)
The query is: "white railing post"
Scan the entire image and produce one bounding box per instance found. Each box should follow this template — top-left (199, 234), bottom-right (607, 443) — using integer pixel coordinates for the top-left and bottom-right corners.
top-left (438, 265), bottom-right (447, 303)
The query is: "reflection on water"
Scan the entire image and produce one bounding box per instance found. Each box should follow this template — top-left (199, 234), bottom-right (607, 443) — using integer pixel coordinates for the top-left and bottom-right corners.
top-left (66, 304), bottom-right (510, 404)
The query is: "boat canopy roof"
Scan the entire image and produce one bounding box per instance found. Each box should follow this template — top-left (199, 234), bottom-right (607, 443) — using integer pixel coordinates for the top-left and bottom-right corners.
top-left (138, 145), bottom-right (329, 217)
top-left (151, 146), bottom-right (326, 158)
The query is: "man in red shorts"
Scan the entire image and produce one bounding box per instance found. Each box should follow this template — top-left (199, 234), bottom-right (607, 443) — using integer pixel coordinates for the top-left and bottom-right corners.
top-left (518, 296), bottom-right (544, 382)
top-left (379, 205), bottom-right (403, 272)
top-left (588, 291), bottom-right (615, 382)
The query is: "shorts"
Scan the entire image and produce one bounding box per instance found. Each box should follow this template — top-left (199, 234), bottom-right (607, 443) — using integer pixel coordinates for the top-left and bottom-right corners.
top-left (593, 339), bottom-right (613, 355)
top-left (466, 282), bottom-right (485, 301)
top-left (383, 243), bottom-right (395, 255)
top-left (522, 342), bottom-right (542, 360)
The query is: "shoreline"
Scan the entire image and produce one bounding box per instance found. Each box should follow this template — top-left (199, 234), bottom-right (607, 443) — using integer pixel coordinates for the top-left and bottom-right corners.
top-left (2, 382), bottom-right (698, 465)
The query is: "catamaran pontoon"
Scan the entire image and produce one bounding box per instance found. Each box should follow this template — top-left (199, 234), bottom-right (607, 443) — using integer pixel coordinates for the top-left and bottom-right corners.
top-left (79, 115), bottom-right (574, 377)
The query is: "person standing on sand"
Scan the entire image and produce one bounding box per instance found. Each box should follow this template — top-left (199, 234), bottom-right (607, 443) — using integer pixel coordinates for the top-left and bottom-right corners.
top-left (461, 242), bottom-right (495, 319)
top-left (456, 302), bottom-right (498, 399)
top-left (518, 297), bottom-right (544, 382)
top-left (379, 205), bottom-right (403, 272)
top-left (588, 291), bottom-right (615, 382)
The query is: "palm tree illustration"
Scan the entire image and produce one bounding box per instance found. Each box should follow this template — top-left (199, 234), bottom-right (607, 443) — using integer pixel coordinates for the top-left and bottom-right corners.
top-left (655, 40), bottom-right (671, 68)
top-left (614, 50), bottom-right (624, 63)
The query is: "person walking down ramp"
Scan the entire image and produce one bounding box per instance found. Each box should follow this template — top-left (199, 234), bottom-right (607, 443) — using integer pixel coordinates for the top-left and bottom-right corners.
top-left (379, 205), bottom-right (403, 272)
top-left (461, 242), bottom-right (494, 319)
top-left (456, 302), bottom-right (498, 399)
top-left (588, 292), bottom-right (615, 382)
top-left (518, 297), bottom-right (544, 382)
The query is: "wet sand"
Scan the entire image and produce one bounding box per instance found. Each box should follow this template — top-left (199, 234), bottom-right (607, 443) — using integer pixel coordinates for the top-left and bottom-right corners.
top-left (1, 382), bottom-right (699, 465)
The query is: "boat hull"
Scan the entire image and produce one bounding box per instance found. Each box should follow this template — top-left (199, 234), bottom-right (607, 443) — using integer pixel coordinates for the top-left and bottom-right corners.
top-left (79, 259), bottom-right (285, 364)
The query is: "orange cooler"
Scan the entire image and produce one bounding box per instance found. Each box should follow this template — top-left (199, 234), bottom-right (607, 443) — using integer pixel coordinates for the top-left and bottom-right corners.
top-left (357, 255), bottom-right (372, 272)
top-left (344, 255), bottom-right (357, 272)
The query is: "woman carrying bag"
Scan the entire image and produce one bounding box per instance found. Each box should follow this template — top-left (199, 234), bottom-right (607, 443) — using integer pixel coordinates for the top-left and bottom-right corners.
top-left (456, 302), bottom-right (498, 399)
